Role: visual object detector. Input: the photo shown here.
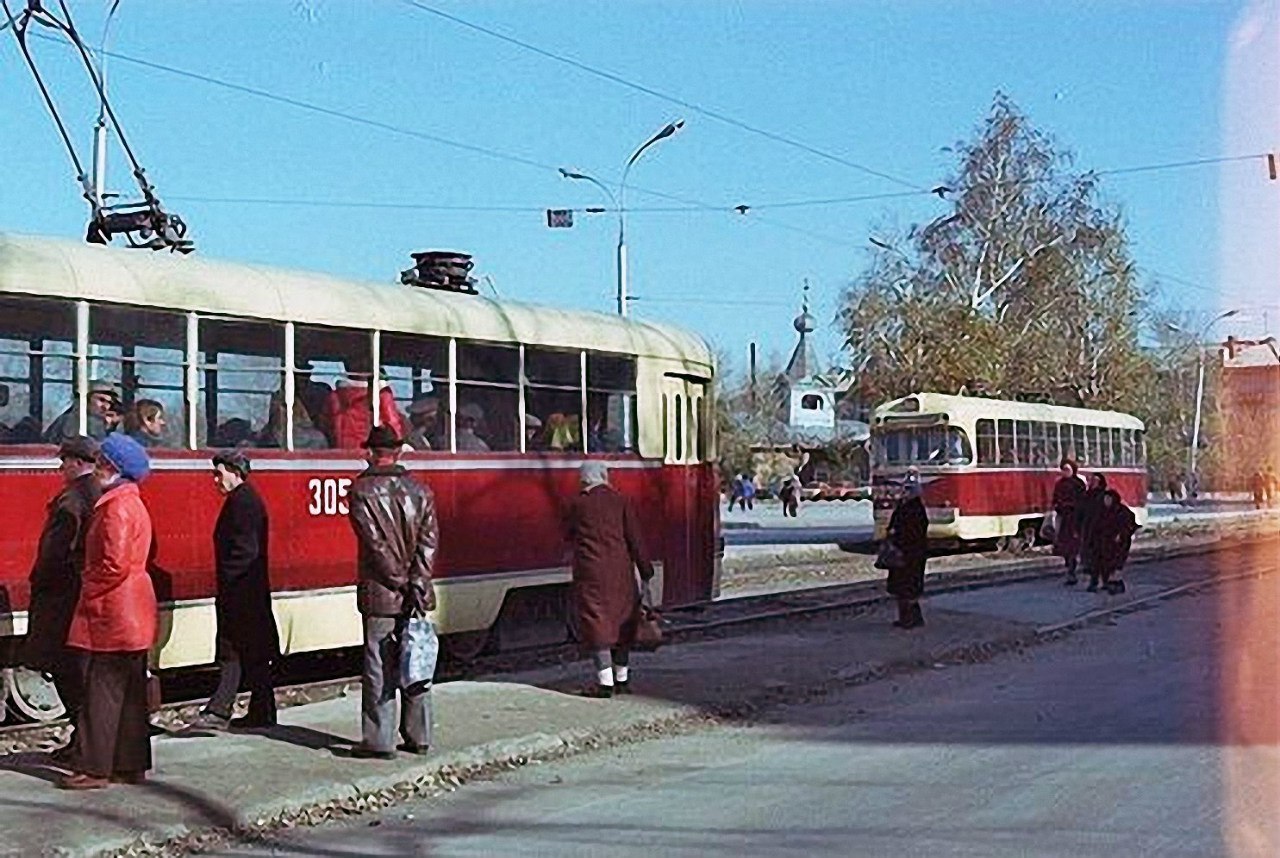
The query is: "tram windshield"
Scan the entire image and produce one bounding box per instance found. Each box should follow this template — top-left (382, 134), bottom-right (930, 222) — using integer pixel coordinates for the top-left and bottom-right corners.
top-left (873, 425), bottom-right (973, 467)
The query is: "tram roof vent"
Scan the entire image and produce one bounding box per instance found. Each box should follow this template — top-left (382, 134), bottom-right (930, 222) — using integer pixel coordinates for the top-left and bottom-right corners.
top-left (400, 251), bottom-right (479, 295)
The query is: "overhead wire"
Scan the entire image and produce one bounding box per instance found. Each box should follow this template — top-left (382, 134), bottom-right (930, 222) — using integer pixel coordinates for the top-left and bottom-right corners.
top-left (398, 0), bottom-right (923, 192)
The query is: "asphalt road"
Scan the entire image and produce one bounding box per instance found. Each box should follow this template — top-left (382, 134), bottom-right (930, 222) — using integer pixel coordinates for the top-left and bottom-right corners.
top-left (221, 570), bottom-right (1277, 857)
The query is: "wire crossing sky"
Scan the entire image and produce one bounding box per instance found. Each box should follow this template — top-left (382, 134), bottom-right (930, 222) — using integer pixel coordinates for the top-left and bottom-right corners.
top-left (1, 1), bottom-right (1274, 364)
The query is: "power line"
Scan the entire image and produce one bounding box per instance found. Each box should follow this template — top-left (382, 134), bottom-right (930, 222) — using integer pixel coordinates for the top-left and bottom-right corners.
top-left (399, 0), bottom-right (923, 191)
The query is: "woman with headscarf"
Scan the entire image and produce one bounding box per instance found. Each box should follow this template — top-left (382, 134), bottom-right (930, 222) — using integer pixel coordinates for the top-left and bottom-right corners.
top-left (567, 461), bottom-right (654, 698)
top-left (1076, 472), bottom-right (1109, 591)
top-left (885, 468), bottom-right (929, 629)
top-left (1090, 489), bottom-right (1139, 594)
top-left (59, 434), bottom-right (157, 790)
top-left (1051, 459), bottom-right (1086, 585)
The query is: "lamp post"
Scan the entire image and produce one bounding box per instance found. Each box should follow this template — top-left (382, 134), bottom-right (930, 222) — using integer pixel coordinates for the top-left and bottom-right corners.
top-left (560, 119), bottom-right (684, 317)
top-left (1166, 309), bottom-right (1240, 485)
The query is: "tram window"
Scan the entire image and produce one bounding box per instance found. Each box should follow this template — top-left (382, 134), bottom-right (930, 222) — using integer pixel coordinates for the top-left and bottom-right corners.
top-left (1111, 428), bottom-right (1124, 467)
top-left (586, 353), bottom-right (637, 453)
top-left (1073, 424), bottom-right (1089, 465)
top-left (525, 348), bottom-right (582, 453)
top-left (89, 306), bottom-right (187, 450)
top-left (295, 326), bottom-right (377, 449)
top-left (696, 396), bottom-right (708, 462)
top-left (1135, 430), bottom-right (1146, 466)
top-left (674, 394), bottom-right (684, 461)
top-left (687, 395), bottom-right (696, 462)
top-left (1120, 429), bottom-right (1135, 466)
top-left (1086, 426), bottom-right (1101, 467)
top-left (1058, 423), bottom-right (1076, 463)
top-left (1014, 420), bottom-right (1031, 465)
top-left (997, 419), bottom-right (1015, 464)
top-left (0, 296), bottom-right (75, 445)
top-left (976, 419), bottom-right (997, 465)
top-left (198, 319), bottom-right (287, 450)
top-left (1028, 422), bottom-right (1047, 465)
top-left (1043, 422), bottom-right (1061, 464)
top-left (457, 342), bottom-right (519, 452)
top-left (382, 333), bottom-right (449, 452)
top-left (661, 394), bottom-right (669, 460)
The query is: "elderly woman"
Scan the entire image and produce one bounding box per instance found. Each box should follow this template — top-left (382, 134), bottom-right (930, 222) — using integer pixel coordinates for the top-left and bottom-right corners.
top-left (60, 434), bottom-right (156, 790)
top-left (567, 462), bottom-right (654, 698)
top-left (885, 468), bottom-right (929, 629)
top-left (1051, 459), bottom-right (1086, 585)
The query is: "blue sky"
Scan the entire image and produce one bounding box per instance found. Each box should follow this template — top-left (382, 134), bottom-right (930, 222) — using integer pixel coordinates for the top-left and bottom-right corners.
top-left (2, 1), bottom-right (1274, 374)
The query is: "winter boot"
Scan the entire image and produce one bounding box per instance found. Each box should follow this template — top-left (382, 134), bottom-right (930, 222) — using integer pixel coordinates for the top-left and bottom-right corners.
top-left (908, 602), bottom-right (925, 628)
top-left (892, 600), bottom-right (912, 628)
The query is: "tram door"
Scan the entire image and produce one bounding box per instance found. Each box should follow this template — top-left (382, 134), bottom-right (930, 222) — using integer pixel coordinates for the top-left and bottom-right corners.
top-left (660, 375), bottom-right (711, 605)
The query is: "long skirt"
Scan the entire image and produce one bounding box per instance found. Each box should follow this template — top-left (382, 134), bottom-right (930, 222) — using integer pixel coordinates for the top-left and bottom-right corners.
top-left (886, 557), bottom-right (927, 601)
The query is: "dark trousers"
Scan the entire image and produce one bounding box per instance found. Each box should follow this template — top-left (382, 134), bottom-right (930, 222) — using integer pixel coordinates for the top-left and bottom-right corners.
top-left (51, 648), bottom-right (87, 726)
top-left (362, 616), bottom-right (432, 753)
top-left (75, 651), bottom-right (152, 778)
top-left (205, 655), bottom-right (276, 723)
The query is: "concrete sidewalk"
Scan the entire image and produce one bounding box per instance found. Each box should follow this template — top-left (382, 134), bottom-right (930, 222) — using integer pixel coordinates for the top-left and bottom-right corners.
top-left (1, 546), bottom-right (1274, 857)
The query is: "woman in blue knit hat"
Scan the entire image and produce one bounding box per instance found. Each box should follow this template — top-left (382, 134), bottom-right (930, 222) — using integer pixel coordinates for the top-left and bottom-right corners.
top-left (59, 434), bottom-right (157, 790)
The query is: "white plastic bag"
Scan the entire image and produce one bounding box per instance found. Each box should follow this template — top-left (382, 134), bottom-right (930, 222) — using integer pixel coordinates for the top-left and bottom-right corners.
top-left (399, 617), bottom-right (438, 696)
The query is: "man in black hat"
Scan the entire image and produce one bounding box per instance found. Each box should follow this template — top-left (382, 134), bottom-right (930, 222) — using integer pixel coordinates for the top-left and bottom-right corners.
top-left (23, 436), bottom-right (102, 755)
top-left (344, 424), bottom-right (438, 759)
top-left (191, 450), bottom-right (280, 730)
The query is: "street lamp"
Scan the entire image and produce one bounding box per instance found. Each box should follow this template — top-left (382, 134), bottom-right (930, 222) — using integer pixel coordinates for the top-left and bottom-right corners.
top-left (1166, 309), bottom-right (1240, 486)
top-left (560, 119), bottom-right (684, 317)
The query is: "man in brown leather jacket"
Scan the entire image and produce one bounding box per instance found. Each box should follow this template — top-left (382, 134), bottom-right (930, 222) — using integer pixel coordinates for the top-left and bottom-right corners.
top-left (345, 425), bottom-right (438, 759)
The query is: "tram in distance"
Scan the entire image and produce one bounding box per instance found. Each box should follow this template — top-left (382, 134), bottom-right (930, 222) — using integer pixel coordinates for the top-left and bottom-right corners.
top-left (871, 393), bottom-right (1149, 546)
top-left (0, 233), bottom-right (720, 720)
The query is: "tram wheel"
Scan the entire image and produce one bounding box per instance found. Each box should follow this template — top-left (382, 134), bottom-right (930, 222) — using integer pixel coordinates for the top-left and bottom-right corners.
top-left (2, 667), bottom-right (65, 723)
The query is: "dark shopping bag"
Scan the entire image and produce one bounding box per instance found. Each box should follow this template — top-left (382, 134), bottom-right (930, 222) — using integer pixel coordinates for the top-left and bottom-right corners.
top-left (874, 542), bottom-right (906, 571)
top-left (634, 580), bottom-right (664, 652)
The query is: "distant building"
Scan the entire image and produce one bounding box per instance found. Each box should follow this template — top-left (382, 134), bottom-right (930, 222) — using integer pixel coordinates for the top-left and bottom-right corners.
top-left (750, 286), bottom-right (870, 488)
top-left (1217, 336), bottom-right (1280, 486)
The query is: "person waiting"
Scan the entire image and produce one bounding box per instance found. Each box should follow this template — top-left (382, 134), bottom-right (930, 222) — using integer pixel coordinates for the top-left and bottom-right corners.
top-left (124, 400), bottom-right (171, 449)
top-left (45, 382), bottom-right (121, 443)
top-left (324, 372), bottom-right (407, 449)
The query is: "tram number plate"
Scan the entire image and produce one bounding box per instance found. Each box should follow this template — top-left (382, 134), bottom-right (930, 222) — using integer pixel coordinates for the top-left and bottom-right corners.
top-left (307, 478), bottom-right (352, 516)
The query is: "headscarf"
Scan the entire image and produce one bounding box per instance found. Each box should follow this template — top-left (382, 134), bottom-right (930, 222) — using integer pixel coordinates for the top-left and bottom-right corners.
top-left (99, 433), bottom-right (151, 483)
top-left (902, 468), bottom-right (923, 499)
top-left (580, 460), bottom-right (609, 490)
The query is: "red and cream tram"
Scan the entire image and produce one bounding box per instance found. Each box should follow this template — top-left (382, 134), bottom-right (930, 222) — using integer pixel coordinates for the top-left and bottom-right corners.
top-left (871, 393), bottom-right (1148, 546)
top-left (0, 233), bottom-right (719, 720)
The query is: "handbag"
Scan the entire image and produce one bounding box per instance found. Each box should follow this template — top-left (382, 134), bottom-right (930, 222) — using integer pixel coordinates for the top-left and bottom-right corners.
top-left (633, 580), bottom-right (664, 652)
top-left (1039, 510), bottom-right (1057, 542)
top-left (398, 617), bottom-right (439, 696)
top-left (874, 541), bottom-right (906, 570)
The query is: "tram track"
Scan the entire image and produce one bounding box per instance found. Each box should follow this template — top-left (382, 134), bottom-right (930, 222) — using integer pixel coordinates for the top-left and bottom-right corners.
top-left (3, 526), bottom-right (1273, 755)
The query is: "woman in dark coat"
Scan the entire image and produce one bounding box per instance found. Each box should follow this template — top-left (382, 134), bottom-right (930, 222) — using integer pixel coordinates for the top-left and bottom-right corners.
top-left (567, 461), bottom-right (654, 698)
top-left (886, 470), bottom-right (929, 629)
top-left (1051, 459), bottom-right (1086, 585)
top-left (1090, 490), bottom-right (1138, 594)
top-left (1075, 472), bottom-right (1108, 590)
top-left (192, 451), bottom-right (280, 729)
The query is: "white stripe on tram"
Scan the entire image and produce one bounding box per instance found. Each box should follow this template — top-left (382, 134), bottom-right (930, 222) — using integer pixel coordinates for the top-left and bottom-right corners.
top-left (0, 456), bottom-right (668, 473)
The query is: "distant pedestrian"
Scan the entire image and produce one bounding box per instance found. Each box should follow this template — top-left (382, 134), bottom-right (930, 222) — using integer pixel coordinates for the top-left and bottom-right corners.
top-left (779, 473), bottom-right (802, 517)
top-left (568, 461), bottom-right (655, 698)
top-left (1075, 472), bottom-right (1108, 591)
top-left (60, 434), bottom-right (156, 790)
top-left (741, 474), bottom-right (756, 511)
top-left (23, 437), bottom-right (101, 759)
top-left (1251, 469), bottom-right (1267, 510)
top-left (1051, 459), bottom-right (1086, 586)
top-left (1266, 464), bottom-right (1278, 508)
top-left (1090, 490), bottom-right (1139, 595)
top-left (727, 474), bottom-right (744, 512)
top-left (191, 451), bottom-right (280, 731)
top-left (885, 468), bottom-right (929, 629)
top-left (346, 425), bottom-right (438, 759)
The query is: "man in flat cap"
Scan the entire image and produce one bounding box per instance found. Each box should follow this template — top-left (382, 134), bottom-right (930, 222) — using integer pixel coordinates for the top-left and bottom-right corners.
top-left (23, 436), bottom-right (102, 756)
top-left (44, 382), bottom-right (122, 444)
top-left (192, 450), bottom-right (280, 730)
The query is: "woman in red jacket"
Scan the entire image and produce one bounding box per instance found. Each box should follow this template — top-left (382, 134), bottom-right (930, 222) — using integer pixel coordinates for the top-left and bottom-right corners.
top-left (59, 434), bottom-right (157, 790)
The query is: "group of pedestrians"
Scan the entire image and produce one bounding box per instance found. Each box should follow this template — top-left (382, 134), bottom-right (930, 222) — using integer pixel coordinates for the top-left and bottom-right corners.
top-left (1051, 460), bottom-right (1138, 594)
top-left (24, 420), bottom-right (658, 782)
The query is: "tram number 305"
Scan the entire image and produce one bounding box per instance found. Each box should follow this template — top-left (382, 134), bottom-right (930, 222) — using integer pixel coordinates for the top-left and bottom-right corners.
top-left (308, 478), bottom-right (353, 516)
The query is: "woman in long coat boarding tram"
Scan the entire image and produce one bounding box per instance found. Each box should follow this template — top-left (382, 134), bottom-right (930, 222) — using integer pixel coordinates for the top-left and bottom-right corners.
top-left (885, 468), bottom-right (930, 629)
top-left (1051, 459), bottom-right (1087, 585)
top-left (567, 462), bottom-right (655, 698)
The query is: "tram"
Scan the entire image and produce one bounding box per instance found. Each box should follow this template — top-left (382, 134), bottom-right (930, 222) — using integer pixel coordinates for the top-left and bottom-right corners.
top-left (871, 393), bottom-right (1148, 546)
top-left (0, 233), bottom-right (719, 720)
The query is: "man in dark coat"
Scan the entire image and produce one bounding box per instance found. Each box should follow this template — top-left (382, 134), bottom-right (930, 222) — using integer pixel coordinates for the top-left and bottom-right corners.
top-left (1076, 473), bottom-right (1109, 592)
top-left (1052, 459), bottom-right (1086, 585)
top-left (885, 468), bottom-right (929, 629)
top-left (346, 425), bottom-right (438, 759)
top-left (192, 451), bottom-right (280, 730)
top-left (568, 461), bottom-right (654, 698)
top-left (23, 437), bottom-right (101, 754)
